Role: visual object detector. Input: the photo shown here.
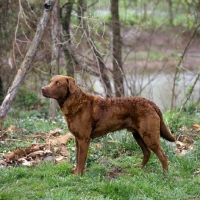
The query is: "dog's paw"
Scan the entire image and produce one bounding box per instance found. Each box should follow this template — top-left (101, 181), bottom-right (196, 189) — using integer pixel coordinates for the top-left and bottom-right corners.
top-left (70, 167), bottom-right (84, 175)
top-left (70, 167), bottom-right (77, 174)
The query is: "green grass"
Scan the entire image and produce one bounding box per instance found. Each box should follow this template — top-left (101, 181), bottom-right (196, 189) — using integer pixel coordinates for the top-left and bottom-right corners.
top-left (1, 106), bottom-right (200, 199)
top-left (1, 152), bottom-right (200, 200)
top-left (164, 102), bottom-right (200, 133)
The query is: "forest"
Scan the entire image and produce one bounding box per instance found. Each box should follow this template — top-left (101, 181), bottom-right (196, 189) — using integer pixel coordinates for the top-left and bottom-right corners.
top-left (0, 0), bottom-right (200, 199)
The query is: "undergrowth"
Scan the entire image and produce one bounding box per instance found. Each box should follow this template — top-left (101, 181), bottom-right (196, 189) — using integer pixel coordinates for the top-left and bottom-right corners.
top-left (0, 103), bottom-right (200, 199)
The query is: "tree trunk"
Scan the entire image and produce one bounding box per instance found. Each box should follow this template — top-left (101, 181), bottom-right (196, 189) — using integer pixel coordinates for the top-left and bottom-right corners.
top-left (49, 0), bottom-right (61, 120)
top-left (0, 0), bottom-right (55, 130)
top-left (0, 1), bottom-right (9, 55)
top-left (77, 0), bottom-right (87, 24)
top-left (61, 1), bottom-right (74, 77)
top-left (0, 77), bottom-right (3, 104)
top-left (110, 0), bottom-right (124, 97)
top-left (143, 1), bottom-right (147, 22)
top-left (168, 0), bottom-right (173, 25)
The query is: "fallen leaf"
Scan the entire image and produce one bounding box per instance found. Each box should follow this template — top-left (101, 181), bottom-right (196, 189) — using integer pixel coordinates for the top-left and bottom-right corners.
top-left (60, 144), bottom-right (69, 156)
top-left (179, 125), bottom-right (188, 132)
top-left (6, 125), bottom-right (26, 133)
top-left (4, 152), bottom-right (15, 162)
top-left (54, 156), bottom-right (66, 164)
top-left (49, 128), bottom-right (62, 136)
top-left (25, 144), bottom-right (40, 154)
top-left (175, 141), bottom-right (194, 156)
top-left (14, 148), bottom-right (26, 158)
top-left (192, 124), bottom-right (200, 131)
top-left (0, 159), bottom-right (8, 166)
top-left (46, 133), bottom-right (74, 145)
top-left (19, 158), bottom-right (33, 166)
top-left (4, 148), bottom-right (26, 162)
top-left (0, 132), bottom-right (9, 141)
top-left (176, 134), bottom-right (196, 144)
top-left (27, 150), bottom-right (52, 158)
top-left (194, 169), bottom-right (200, 174)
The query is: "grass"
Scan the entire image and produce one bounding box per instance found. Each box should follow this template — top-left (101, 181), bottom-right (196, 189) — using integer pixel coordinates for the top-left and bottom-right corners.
top-left (1, 153), bottom-right (200, 200)
top-left (1, 104), bottom-right (200, 199)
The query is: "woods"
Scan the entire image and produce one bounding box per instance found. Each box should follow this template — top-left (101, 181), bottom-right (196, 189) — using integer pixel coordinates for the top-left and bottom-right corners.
top-left (0, 0), bottom-right (200, 128)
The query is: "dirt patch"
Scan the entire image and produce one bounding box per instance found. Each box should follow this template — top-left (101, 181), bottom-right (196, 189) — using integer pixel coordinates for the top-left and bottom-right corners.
top-left (108, 166), bottom-right (124, 181)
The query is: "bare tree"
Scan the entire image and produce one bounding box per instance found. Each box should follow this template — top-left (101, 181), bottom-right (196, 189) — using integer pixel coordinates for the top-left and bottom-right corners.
top-left (77, 0), bottom-right (112, 96)
top-left (110, 0), bottom-right (124, 96)
top-left (61, 1), bottom-right (74, 77)
top-left (171, 23), bottom-right (200, 109)
top-left (0, 0), bottom-right (9, 54)
top-left (49, 0), bottom-right (61, 120)
top-left (0, 0), bottom-right (55, 130)
top-left (167, 0), bottom-right (173, 25)
top-left (0, 77), bottom-right (3, 104)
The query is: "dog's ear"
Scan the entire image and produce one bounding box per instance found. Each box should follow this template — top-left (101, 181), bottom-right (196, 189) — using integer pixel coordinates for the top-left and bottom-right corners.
top-left (67, 77), bottom-right (76, 93)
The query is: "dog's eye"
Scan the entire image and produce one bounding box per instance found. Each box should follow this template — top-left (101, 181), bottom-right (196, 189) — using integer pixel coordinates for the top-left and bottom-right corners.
top-left (56, 81), bottom-right (60, 85)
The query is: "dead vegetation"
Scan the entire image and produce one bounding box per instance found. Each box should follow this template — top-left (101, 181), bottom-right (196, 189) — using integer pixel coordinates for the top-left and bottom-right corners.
top-left (0, 127), bottom-right (74, 167)
top-left (0, 123), bottom-right (200, 172)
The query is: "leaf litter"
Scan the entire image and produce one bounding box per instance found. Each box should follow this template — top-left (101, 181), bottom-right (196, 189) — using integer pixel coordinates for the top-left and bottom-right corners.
top-left (175, 124), bottom-right (199, 156)
top-left (1, 124), bottom-right (200, 175)
top-left (0, 126), bottom-right (74, 167)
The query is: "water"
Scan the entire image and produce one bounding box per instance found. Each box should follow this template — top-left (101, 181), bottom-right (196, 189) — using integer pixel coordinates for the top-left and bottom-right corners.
top-left (84, 69), bottom-right (200, 112)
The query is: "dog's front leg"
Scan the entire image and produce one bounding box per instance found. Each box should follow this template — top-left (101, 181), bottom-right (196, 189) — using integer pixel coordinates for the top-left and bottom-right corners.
top-left (71, 137), bottom-right (90, 175)
top-left (70, 138), bottom-right (78, 174)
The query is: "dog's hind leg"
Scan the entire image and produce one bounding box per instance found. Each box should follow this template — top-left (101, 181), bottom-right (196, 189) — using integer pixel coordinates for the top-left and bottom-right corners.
top-left (132, 131), bottom-right (151, 167)
top-left (141, 133), bottom-right (168, 171)
top-left (150, 146), bottom-right (168, 171)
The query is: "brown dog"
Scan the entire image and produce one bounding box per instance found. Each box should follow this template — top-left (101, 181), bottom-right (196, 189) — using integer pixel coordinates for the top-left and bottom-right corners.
top-left (42, 75), bottom-right (175, 175)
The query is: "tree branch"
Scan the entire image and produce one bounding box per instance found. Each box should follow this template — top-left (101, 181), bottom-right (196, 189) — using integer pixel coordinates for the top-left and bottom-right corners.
top-left (0, 0), bottom-right (55, 130)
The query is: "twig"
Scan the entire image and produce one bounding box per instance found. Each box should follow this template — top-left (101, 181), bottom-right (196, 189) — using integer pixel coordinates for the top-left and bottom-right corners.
top-left (177, 73), bottom-right (200, 116)
top-left (171, 23), bottom-right (200, 109)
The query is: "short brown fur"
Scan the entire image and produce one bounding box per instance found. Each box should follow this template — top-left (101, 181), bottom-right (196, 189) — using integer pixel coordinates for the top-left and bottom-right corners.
top-left (42, 75), bottom-right (175, 175)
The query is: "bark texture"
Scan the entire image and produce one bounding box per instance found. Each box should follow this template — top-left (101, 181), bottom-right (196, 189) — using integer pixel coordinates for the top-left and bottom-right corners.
top-left (49, 0), bottom-right (61, 120)
top-left (111, 0), bottom-right (124, 97)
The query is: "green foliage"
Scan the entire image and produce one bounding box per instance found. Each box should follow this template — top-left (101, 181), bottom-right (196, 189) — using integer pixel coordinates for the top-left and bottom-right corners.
top-left (13, 87), bottom-right (39, 109)
top-left (4, 109), bottom-right (67, 134)
top-left (86, 0), bottom-right (198, 30)
top-left (164, 102), bottom-right (200, 133)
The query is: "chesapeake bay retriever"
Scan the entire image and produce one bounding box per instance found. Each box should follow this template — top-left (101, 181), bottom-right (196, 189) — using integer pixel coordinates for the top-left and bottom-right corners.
top-left (42, 75), bottom-right (175, 175)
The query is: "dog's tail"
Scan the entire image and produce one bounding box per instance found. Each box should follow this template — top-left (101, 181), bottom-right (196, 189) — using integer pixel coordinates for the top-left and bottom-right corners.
top-left (156, 109), bottom-right (175, 142)
top-left (160, 118), bottom-right (175, 142)
top-left (150, 101), bottom-right (175, 142)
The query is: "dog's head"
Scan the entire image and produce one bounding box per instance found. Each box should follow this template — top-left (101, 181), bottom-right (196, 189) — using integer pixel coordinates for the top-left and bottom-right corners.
top-left (42, 75), bottom-right (76, 100)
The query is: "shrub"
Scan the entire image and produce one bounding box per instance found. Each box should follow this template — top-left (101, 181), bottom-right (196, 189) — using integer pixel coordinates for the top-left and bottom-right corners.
top-left (13, 87), bottom-right (39, 109)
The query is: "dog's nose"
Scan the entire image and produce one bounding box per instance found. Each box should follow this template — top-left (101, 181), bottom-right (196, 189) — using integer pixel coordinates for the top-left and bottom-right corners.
top-left (42, 87), bottom-right (46, 92)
